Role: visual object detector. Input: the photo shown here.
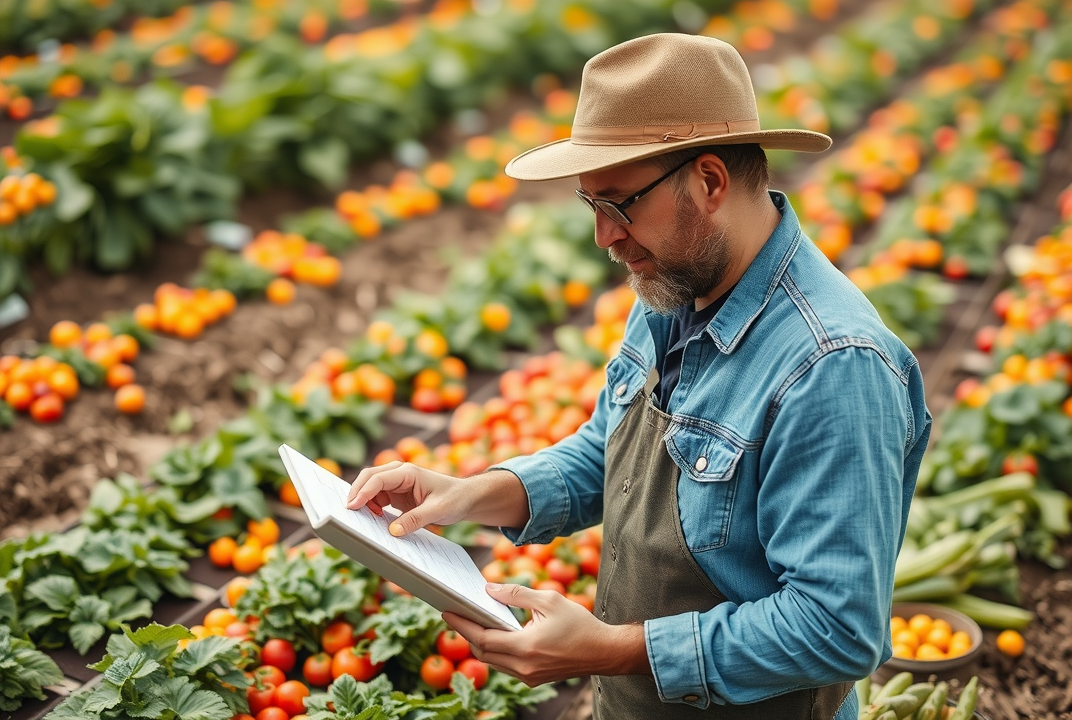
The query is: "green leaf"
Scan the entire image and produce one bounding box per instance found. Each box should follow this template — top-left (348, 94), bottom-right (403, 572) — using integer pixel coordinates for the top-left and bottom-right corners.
top-left (299, 136), bottom-right (349, 190)
top-left (155, 675), bottom-right (233, 720)
top-left (988, 385), bottom-right (1041, 425)
top-left (320, 425), bottom-right (367, 467)
top-left (25, 575), bottom-right (79, 612)
top-left (69, 621), bottom-right (106, 656)
top-left (50, 163), bottom-right (95, 222)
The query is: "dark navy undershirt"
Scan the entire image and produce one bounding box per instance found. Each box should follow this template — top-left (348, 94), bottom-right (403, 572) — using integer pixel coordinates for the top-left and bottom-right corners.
top-left (656, 291), bottom-right (732, 410)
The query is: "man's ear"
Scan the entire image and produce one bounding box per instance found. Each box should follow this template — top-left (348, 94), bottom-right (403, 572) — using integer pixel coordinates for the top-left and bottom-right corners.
top-left (695, 153), bottom-right (729, 213)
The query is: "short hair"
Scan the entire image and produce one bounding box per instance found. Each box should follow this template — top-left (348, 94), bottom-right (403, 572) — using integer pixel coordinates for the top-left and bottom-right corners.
top-left (649, 143), bottom-right (769, 196)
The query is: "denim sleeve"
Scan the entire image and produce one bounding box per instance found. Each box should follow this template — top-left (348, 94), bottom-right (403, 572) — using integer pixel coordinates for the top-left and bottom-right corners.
top-left (647, 345), bottom-right (919, 705)
top-left (491, 383), bottom-right (611, 544)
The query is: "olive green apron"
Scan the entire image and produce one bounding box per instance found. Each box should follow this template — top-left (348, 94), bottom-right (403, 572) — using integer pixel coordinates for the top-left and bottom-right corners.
top-left (591, 368), bottom-right (851, 719)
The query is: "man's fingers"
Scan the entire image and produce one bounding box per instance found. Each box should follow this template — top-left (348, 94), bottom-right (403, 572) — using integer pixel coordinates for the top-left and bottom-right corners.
top-left (485, 582), bottom-right (546, 611)
top-left (346, 461), bottom-right (404, 509)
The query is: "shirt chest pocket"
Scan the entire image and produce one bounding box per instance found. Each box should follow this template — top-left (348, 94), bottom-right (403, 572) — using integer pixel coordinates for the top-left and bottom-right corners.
top-left (665, 426), bottom-right (744, 552)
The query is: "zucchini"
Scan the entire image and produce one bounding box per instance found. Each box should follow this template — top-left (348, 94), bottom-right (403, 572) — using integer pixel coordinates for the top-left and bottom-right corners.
top-left (938, 593), bottom-right (1033, 629)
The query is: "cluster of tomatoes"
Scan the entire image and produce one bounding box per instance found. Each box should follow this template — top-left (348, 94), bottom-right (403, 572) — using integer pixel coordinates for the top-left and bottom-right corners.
top-left (0, 170), bottom-right (56, 226)
top-left (239, 230), bottom-right (342, 307)
top-left (189, 605), bottom-right (313, 720)
top-left (0, 354), bottom-right (82, 423)
top-left (132, 282), bottom-right (237, 340)
top-left (0, 319), bottom-right (147, 423)
top-left (480, 528), bottom-right (602, 613)
top-left (207, 517), bottom-right (283, 576)
top-left (419, 629), bottom-right (489, 692)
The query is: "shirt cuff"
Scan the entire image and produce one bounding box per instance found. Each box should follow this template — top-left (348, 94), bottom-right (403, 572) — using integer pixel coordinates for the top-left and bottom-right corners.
top-left (645, 613), bottom-right (715, 709)
top-left (489, 454), bottom-right (571, 545)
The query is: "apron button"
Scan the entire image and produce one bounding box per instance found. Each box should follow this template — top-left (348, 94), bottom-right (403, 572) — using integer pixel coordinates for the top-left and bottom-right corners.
top-left (615, 383), bottom-right (628, 396)
top-left (683, 694), bottom-right (699, 702)
top-left (610, 544), bottom-right (617, 561)
top-left (622, 479), bottom-right (630, 493)
top-left (694, 456), bottom-right (708, 472)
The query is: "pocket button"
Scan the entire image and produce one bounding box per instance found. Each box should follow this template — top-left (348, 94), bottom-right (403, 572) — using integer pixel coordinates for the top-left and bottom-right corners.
top-left (615, 383), bottom-right (628, 397)
top-left (694, 456), bottom-right (708, 472)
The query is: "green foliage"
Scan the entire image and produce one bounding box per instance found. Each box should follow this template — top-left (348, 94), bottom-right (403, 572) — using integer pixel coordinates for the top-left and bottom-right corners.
top-left (862, 272), bottom-right (956, 349)
top-left (0, 625), bottom-right (63, 712)
top-left (45, 623), bottom-right (251, 720)
top-left (234, 548), bottom-right (375, 654)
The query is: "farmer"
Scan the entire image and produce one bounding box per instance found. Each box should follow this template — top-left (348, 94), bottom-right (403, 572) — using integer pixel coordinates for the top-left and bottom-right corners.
top-left (347, 33), bottom-right (931, 719)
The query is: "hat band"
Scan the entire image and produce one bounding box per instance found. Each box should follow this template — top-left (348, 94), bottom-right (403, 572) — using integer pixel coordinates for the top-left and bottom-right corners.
top-left (570, 119), bottom-right (761, 146)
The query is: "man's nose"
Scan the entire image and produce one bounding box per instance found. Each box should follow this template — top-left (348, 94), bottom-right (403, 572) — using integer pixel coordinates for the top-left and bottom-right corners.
top-left (593, 211), bottom-right (628, 249)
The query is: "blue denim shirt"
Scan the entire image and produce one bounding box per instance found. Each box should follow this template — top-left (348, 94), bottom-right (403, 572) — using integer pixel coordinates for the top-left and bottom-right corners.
top-left (495, 192), bottom-right (931, 717)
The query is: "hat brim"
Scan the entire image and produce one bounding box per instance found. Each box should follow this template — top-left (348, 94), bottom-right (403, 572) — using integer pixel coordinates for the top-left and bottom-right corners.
top-left (505, 129), bottom-right (832, 181)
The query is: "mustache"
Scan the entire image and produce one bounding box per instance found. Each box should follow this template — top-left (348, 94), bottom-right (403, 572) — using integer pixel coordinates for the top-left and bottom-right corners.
top-left (608, 244), bottom-right (651, 266)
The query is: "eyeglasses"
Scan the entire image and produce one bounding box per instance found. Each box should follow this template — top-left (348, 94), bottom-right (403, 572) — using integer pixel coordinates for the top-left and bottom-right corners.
top-left (575, 157), bottom-right (694, 225)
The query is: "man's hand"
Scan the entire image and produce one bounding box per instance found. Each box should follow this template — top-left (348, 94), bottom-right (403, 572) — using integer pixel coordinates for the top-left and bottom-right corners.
top-left (346, 463), bottom-right (531, 535)
top-left (346, 461), bottom-right (472, 535)
top-left (444, 584), bottom-right (650, 686)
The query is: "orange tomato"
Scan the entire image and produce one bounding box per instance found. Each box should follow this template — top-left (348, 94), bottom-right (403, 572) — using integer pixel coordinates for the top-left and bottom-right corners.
top-left (105, 363), bottom-right (136, 390)
top-left (996, 629), bottom-right (1024, 657)
top-left (232, 543), bottom-right (264, 574)
top-left (279, 479), bottom-right (302, 507)
top-left (114, 383), bottom-right (146, 414)
top-left (208, 536), bottom-right (238, 568)
top-left (224, 576), bottom-right (251, 609)
top-left (480, 303), bottom-right (511, 333)
top-left (49, 320), bottom-right (82, 348)
top-left (266, 277), bottom-right (296, 304)
top-left (247, 517), bottom-right (280, 546)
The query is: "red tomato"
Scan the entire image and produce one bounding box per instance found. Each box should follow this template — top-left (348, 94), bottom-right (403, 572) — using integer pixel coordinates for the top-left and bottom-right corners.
top-left (303, 652), bottom-right (333, 687)
top-left (261, 638), bottom-right (297, 673)
top-left (491, 535), bottom-right (521, 562)
top-left (321, 620), bottom-right (355, 655)
top-left (436, 630), bottom-right (471, 662)
top-left (566, 592), bottom-right (596, 612)
top-left (420, 654), bottom-right (455, 691)
top-left (942, 256), bottom-right (970, 281)
top-left (253, 664), bottom-right (286, 689)
top-left (522, 543), bottom-right (554, 564)
top-left (246, 680), bottom-right (276, 716)
top-left (576, 545), bottom-right (600, 577)
top-left (545, 557), bottom-right (580, 586)
top-left (331, 646), bottom-right (383, 681)
top-left (1001, 452), bottom-right (1039, 477)
top-left (455, 658), bottom-right (489, 690)
top-left (974, 325), bottom-right (998, 354)
top-left (274, 680), bottom-right (310, 716)
top-left (534, 579), bottom-right (567, 594)
top-left (255, 708), bottom-right (289, 720)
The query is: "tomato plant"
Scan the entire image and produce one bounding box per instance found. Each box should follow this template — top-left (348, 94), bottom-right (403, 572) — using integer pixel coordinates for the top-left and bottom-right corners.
top-left (420, 654), bottom-right (455, 690)
top-left (456, 658), bottom-right (490, 690)
top-left (261, 638), bottom-right (297, 673)
top-left (303, 652), bottom-right (333, 687)
top-left (435, 630), bottom-right (471, 662)
top-left (275, 680), bottom-right (311, 716)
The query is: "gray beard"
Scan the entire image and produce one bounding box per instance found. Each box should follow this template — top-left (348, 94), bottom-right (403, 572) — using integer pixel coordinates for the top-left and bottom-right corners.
top-left (611, 209), bottom-right (730, 315)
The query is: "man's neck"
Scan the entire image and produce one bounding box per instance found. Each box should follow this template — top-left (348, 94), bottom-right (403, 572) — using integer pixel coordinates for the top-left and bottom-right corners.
top-left (694, 192), bottom-right (781, 311)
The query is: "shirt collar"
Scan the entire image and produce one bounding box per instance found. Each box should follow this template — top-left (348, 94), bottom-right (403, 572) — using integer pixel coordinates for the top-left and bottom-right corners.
top-left (642, 190), bottom-right (802, 355)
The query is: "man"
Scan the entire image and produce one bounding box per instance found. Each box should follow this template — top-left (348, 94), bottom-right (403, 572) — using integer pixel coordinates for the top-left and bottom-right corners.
top-left (347, 33), bottom-right (930, 719)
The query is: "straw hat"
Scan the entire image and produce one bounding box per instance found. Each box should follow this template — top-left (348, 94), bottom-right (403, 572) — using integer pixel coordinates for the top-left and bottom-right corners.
top-left (505, 33), bottom-right (832, 181)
